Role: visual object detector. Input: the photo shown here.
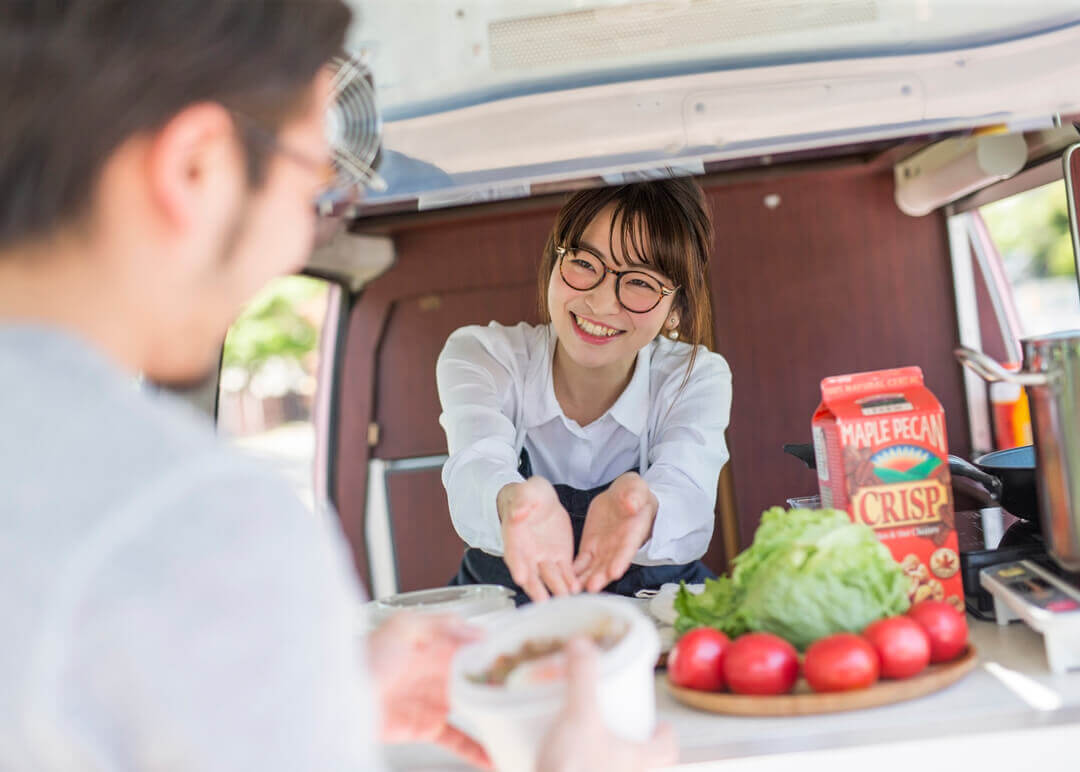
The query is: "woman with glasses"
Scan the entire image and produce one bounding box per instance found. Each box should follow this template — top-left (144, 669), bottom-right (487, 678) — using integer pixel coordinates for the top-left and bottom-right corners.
top-left (438, 177), bottom-right (732, 604)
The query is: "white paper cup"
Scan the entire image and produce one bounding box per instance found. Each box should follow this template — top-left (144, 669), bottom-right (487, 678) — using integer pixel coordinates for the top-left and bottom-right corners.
top-left (450, 595), bottom-right (660, 772)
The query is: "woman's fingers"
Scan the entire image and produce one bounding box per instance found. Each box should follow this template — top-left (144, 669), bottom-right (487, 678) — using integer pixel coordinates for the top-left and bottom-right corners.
top-left (539, 561), bottom-right (570, 596)
top-left (584, 566), bottom-right (610, 594)
top-left (560, 561), bottom-right (582, 594)
top-left (572, 548), bottom-right (592, 574)
top-left (609, 540), bottom-right (638, 583)
top-left (506, 554), bottom-right (529, 588)
top-left (523, 571), bottom-right (550, 603)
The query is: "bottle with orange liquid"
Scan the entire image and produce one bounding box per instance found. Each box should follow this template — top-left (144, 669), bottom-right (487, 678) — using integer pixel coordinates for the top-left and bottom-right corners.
top-left (990, 363), bottom-right (1033, 450)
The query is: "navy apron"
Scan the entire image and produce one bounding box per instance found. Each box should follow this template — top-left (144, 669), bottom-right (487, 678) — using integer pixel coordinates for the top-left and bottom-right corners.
top-left (449, 447), bottom-right (715, 606)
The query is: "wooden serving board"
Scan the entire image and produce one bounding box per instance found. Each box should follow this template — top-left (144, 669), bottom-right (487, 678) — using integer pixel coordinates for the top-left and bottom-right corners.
top-left (665, 644), bottom-right (977, 716)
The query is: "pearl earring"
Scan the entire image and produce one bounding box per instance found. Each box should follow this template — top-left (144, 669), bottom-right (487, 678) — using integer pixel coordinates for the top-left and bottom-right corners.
top-left (668, 317), bottom-right (679, 340)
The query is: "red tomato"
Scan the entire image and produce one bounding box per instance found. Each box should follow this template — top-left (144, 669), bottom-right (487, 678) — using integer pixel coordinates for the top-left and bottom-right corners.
top-left (803, 633), bottom-right (880, 692)
top-left (668, 628), bottom-right (730, 692)
top-left (908, 600), bottom-right (969, 663)
top-left (863, 616), bottom-right (931, 679)
top-left (722, 633), bottom-right (799, 695)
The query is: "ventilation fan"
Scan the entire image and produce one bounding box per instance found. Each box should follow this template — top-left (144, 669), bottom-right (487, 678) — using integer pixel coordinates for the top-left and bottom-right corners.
top-left (320, 53), bottom-right (384, 213)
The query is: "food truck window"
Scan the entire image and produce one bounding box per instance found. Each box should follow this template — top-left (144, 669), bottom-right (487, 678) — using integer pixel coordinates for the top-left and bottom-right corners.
top-left (217, 275), bottom-right (342, 511)
top-left (979, 180), bottom-right (1080, 337)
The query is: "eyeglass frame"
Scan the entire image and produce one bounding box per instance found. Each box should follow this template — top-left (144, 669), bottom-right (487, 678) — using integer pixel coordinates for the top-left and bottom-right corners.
top-left (229, 111), bottom-right (356, 212)
top-left (555, 244), bottom-right (680, 314)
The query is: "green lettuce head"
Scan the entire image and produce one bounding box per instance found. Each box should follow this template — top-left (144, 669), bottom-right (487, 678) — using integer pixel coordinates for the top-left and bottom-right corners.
top-left (674, 507), bottom-right (910, 650)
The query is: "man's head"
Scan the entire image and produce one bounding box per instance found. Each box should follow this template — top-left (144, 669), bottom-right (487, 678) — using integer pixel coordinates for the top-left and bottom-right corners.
top-left (0, 0), bottom-right (351, 382)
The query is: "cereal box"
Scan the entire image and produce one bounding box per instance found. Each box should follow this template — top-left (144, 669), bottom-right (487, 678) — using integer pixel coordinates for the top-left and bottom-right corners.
top-left (812, 367), bottom-right (964, 611)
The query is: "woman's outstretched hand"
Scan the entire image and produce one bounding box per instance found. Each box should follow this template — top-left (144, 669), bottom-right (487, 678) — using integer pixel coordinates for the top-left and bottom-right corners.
top-left (499, 477), bottom-right (581, 602)
top-left (573, 472), bottom-right (658, 593)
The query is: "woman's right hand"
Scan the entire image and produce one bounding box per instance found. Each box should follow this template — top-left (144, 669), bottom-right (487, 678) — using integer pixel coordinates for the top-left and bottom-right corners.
top-left (498, 477), bottom-right (580, 602)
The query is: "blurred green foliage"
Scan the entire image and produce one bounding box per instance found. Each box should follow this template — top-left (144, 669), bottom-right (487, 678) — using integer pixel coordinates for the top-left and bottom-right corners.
top-left (981, 181), bottom-right (1076, 278)
top-left (222, 276), bottom-right (328, 371)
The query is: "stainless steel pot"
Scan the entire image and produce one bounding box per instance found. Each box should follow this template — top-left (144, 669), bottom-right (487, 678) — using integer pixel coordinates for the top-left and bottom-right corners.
top-left (956, 331), bottom-right (1080, 572)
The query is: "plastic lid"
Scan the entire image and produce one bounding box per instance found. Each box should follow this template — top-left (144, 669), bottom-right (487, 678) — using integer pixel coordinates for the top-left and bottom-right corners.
top-left (990, 381), bottom-right (1022, 401)
top-left (368, 584), bottom-right (514, 624)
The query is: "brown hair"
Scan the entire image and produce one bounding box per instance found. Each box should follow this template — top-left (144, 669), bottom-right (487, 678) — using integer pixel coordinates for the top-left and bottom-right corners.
top-left (538, 176), bottom-right (715, 373)
top-left (0, 0), bottom-right (351, 249)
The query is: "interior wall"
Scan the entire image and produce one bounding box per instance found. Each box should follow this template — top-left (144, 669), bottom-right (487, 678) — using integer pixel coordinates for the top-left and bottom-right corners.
top-left (705, 170), bottom-right (970, 539)
top-left (333, 165), bottom-right (970, 593)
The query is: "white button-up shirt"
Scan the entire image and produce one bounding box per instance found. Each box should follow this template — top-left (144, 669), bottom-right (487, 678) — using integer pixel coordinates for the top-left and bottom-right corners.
top-left (436, 322), bottom-right (732, 566)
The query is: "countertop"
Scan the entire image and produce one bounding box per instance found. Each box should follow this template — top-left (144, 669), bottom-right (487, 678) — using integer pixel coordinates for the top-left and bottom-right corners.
top-left (386, 617), bottom-right (1080, 770)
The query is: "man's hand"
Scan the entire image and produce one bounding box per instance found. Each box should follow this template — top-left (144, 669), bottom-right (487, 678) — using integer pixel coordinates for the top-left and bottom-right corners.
top-left (366, 613), bottom-right (491, 769)
top-left (573, 473), bottom-right (658, 593)
top-left (538, 639), bottom-right (677, 772)
top-left (499, 477), bottom-right (580, 602)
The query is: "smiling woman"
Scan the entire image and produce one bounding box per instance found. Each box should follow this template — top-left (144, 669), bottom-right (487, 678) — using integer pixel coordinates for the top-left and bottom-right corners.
top-left (436, 176), bottom-right (733, 605)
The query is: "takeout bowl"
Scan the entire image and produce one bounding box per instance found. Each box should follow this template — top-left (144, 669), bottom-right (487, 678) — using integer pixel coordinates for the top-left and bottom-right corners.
top-left (450, 594), bottom-right (660, 772)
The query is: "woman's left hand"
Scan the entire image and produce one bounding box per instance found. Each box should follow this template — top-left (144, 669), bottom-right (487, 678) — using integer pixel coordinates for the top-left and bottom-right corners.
top-left (573, 472), bottom-right (658, 593)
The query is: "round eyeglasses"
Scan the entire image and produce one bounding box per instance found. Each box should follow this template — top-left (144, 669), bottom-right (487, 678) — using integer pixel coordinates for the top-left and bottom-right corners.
top-left (556, 245), bottom-right (679, 314)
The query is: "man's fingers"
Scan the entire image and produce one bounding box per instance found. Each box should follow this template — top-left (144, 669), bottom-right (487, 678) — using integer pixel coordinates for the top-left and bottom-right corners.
top-left (562, 637), bottom-right (599, 715)
top-left (539, 561), bottom-right (569, 596)
top-left (433, 724), bottom-right (493, 770)
top-left (642, 721), bottom-right (679, 768)
top-left (426, 614), bottom-right (485, 643)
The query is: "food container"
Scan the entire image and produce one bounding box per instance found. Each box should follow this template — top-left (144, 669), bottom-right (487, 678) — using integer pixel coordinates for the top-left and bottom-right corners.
top-left (364, 584), bottom-right (514, 629)
top-left (812, 366), bottom-right (964, 610)
top-left (450, 595), bottom-right (659, 772)
top-left (786, 494), bottom-right (822, 510)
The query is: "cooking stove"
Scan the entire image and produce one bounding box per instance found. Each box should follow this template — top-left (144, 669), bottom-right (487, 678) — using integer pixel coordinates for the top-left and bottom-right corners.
top-left (957, 510), bottom-right (1080, 673)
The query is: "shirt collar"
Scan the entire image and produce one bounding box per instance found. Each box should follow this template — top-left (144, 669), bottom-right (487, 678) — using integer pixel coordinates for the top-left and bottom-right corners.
top-left (522, 325), bottom-right (562, 430)
top-left (522, 325), bottom-right (651, 437)
top-left (607, 341), bottom-right (651, 437)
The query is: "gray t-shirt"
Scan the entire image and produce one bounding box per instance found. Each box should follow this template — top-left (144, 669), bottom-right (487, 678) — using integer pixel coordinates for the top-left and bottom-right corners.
top-left (0, 325), bottom-right (381, 770)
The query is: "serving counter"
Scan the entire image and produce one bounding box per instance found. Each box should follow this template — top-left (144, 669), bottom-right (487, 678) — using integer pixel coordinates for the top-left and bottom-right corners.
top-left (387, 618), bottom-right (1080, 770)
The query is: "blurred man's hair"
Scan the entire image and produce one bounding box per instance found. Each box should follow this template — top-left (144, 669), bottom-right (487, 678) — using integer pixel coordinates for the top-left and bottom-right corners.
top-left (0, 0), bottom-right (352, 249)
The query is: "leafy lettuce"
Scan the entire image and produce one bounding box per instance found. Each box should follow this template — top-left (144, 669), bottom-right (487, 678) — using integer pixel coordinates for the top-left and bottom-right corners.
top-left (674, 507), bottom-right (910, 650)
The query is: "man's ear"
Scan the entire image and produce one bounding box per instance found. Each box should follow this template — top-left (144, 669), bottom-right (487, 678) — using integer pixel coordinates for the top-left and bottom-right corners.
top-left (144, 102), bottom-right (243, 230)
